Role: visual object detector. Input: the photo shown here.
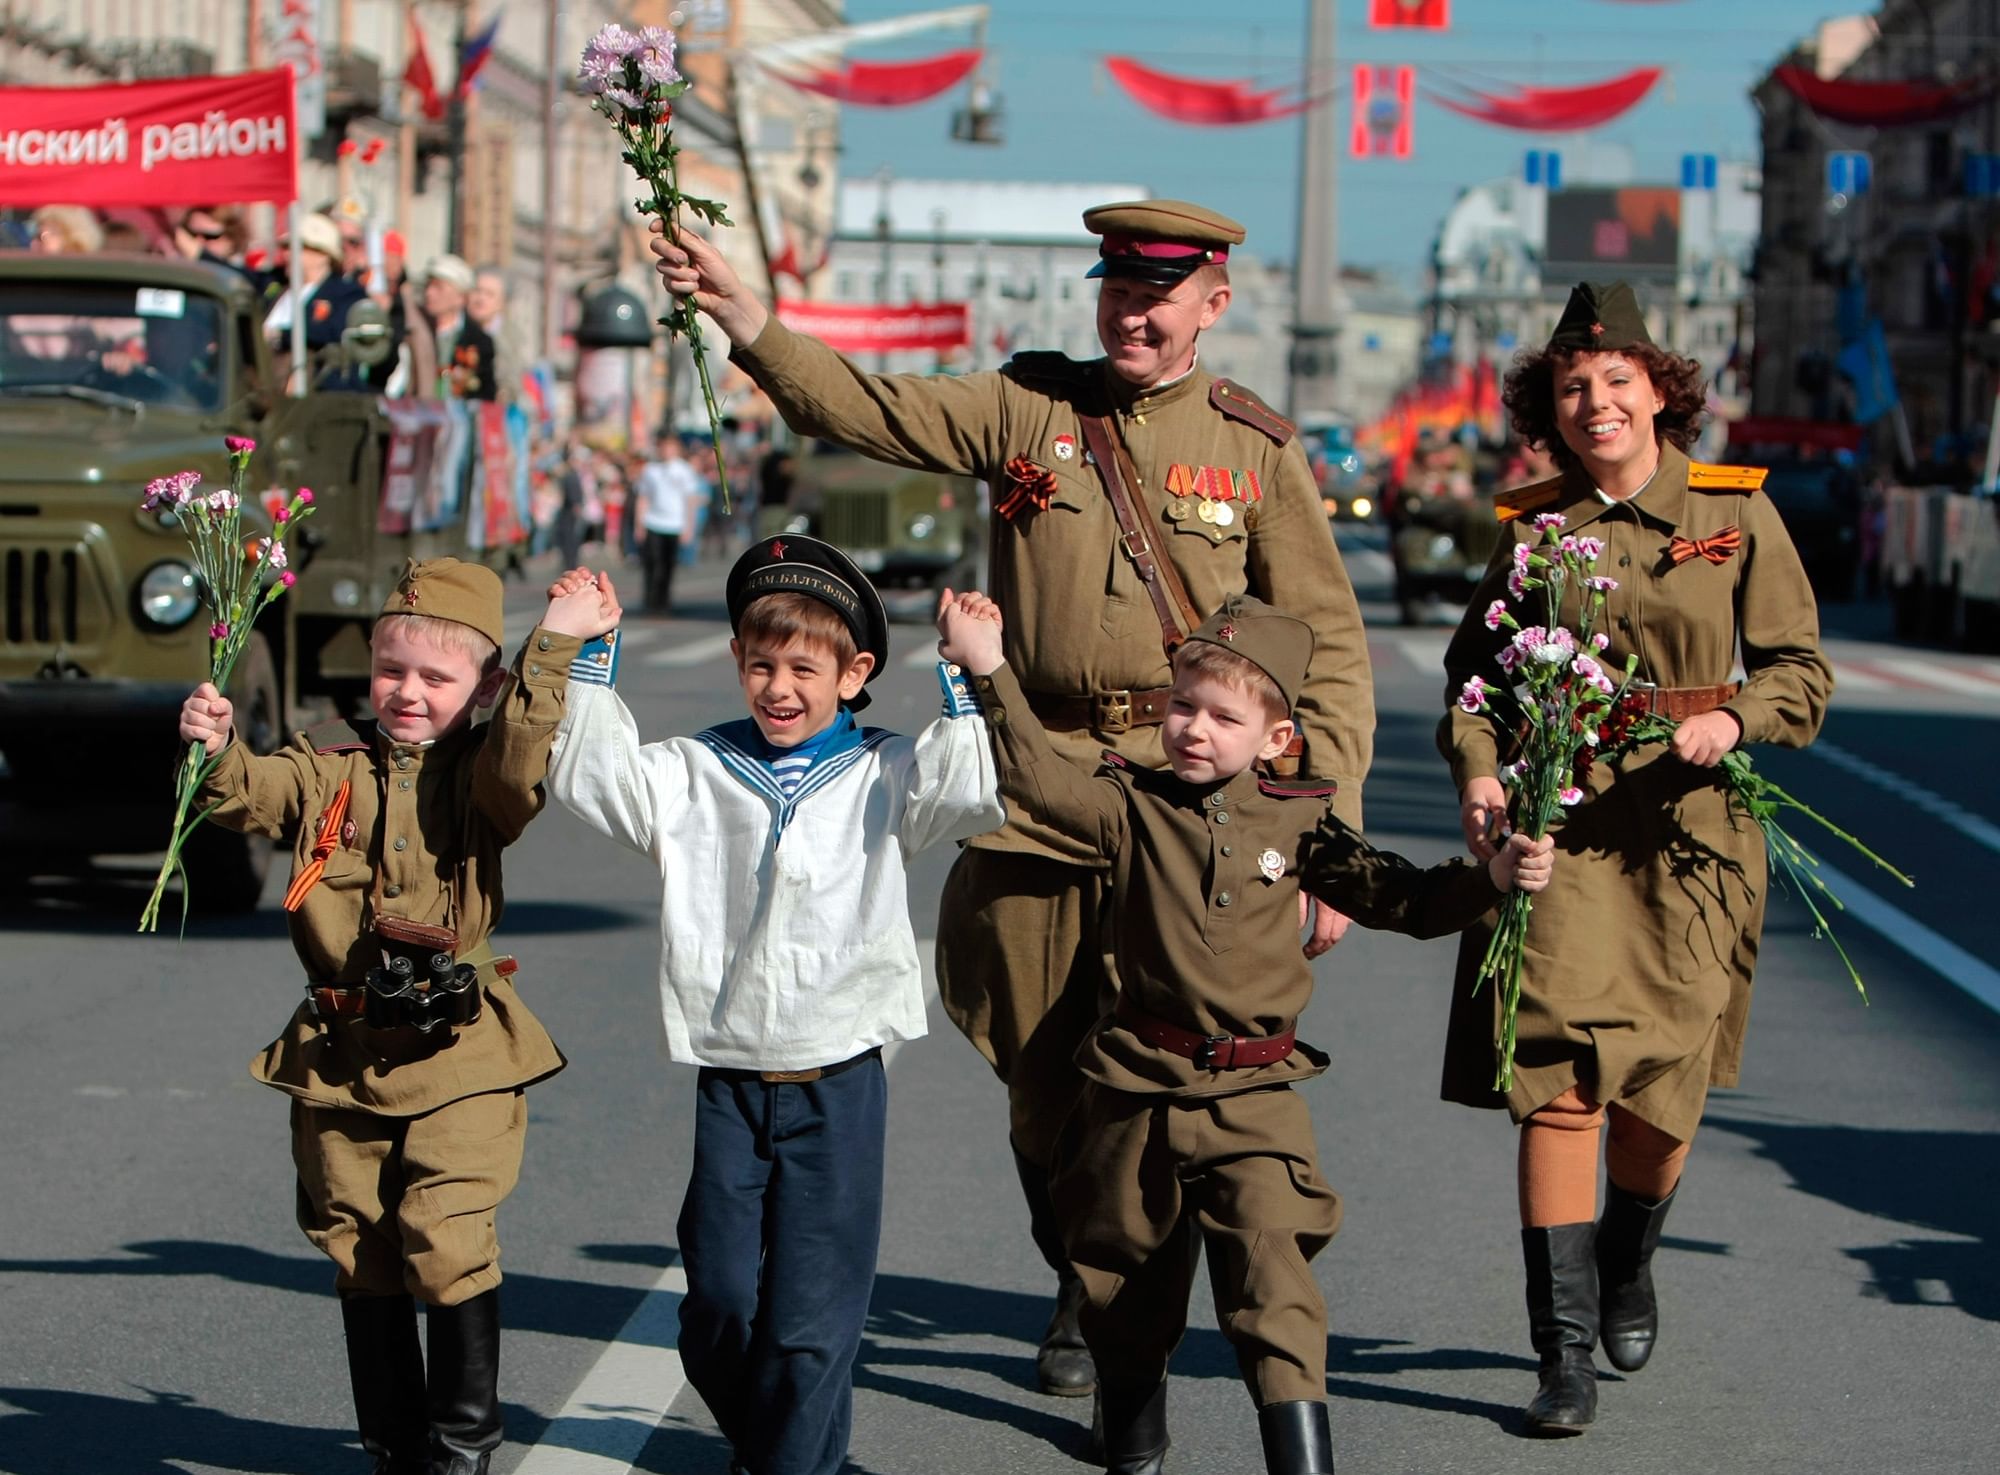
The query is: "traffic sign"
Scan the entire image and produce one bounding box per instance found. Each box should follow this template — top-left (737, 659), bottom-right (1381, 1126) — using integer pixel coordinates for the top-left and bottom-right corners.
top-left (1681, 153), bottom-right (1718, 191)
top-left (1826, 151), bottom-right (1872, 198)
top-left (1524, 149), bottom-right (1562, 189)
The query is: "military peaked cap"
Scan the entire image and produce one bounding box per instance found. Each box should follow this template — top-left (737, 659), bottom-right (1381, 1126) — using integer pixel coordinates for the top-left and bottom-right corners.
top-left (380, 557), bottom-right (506, 651)
top-left (1548, 281), bottom-right (1657, 355)
top-left (1083, 199), bottom-right (1245, 285)
top-left (1184, 594), bottom-right (1314, 712)
top-left (726, 534), bottom-right (889, 709)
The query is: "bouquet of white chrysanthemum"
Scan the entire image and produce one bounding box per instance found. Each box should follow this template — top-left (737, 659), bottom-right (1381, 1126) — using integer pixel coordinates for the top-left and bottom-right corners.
top-left (138, 437), bottom-right (316, 932)
top-left (580, 22), bottom-right (735, 510)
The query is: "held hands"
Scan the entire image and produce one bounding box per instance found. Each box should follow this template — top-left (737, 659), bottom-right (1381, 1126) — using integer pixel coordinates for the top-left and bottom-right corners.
top-left (1489, 831), bottom-right (1556, 893)
top-left (1671, 709), bottom-right (1742, 768)
top-left (1299, 894), bottom-right (1351, 958)
top-left (648, 220), bottom-right (767, 348)
top-left (180, 682), bottom-right (233, 756)
top-left (935, 587), bottom-right (1004, 676)
top-left (1459, 775), bottom-right (1509, 863)
top-left (542, 567), bottom-right (622, 640)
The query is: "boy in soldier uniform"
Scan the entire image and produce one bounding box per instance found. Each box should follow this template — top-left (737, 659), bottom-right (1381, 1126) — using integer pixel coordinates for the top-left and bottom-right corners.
top-left (535, 538), bottom-right (1003, 1475)
top-left (936, 591), bottom-right (1553, 1475)
top-left (179, 557), bottom-right (566, 1475)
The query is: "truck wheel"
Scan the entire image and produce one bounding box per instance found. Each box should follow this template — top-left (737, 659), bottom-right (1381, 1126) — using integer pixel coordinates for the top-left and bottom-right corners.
top-left (184, 634), bottom-right (279, 915)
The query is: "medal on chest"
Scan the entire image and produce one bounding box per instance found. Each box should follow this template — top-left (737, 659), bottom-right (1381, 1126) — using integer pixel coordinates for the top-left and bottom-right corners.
top-left (1257, 848), bottom-right (1288, 883)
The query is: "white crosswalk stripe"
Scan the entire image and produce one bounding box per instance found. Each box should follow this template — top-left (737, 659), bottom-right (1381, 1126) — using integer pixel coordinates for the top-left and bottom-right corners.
top-left (641, 632), bottom-right (738, 668)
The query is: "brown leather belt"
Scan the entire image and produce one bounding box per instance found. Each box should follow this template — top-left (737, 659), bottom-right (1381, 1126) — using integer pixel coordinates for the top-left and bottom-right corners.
top-left (1637, 682), bottom-right (1740, 722)
top-left (1115, 997), bottom-right (1296, 1071)
top-left (1027, 687), bottom-right (1174, 734)
top-left (706, 1047), bottom-right (883, 1086)
top-left (309, 952), bottom-right (517, 1020)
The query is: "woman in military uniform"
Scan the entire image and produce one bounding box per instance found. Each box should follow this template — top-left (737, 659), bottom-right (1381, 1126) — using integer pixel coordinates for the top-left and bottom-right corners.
top-left (1437, 283), bottom-right (1833, 1435)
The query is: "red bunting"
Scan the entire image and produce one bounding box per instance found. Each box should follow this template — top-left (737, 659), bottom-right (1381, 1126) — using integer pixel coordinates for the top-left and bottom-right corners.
top-left (1104, 55), bottom-right (1319, 127)
top-left (1428, 67), bottom-right (1661, 132)
top-left (1771, 64), bottom-right (1992, 128)
top-left (777, 48), bottom-right (981, 107)
top-left (1370, 0), bottom-right (1450, 27)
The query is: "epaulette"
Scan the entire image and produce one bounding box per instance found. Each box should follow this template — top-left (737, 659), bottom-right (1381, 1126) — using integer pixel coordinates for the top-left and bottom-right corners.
top-left (1100, 751), bottom-right (1132, 770)
top-left (1687, 461), bottom-right (1768, 492)
top-left (1210, 379), bottom-right (1294, 445)
top-left (1257, 776), bottom-right (1338, 799)
top-left (1002, 350), bottom-right (1088, 387)
top-left (1494, 476), bottom-right (1564, 523)
top-left (304, 717), bottom-right (374, 754)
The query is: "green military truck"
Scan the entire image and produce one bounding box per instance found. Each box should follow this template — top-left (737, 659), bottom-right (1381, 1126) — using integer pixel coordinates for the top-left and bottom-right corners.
top-left (0, 250), bottom-right (465, 910)
top-left (759, 441), bottom-right (981, 606)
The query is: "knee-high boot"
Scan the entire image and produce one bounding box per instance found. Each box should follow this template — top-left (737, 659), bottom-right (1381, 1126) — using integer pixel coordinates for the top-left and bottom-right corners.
top-left (426, 1289), bottom-right (503, 1475)
top-left (340, 1293), bottom-right (429, 1474)
top-left (1598, 1180), bottom-right (1677, 1373)
top-left (1521, 1224), bottom-right (1597, 1436)
top-left (1257, 1400), bottom-right (1335, 1473)
top-left (1097, 1377), bottom-right (1169, 1475)
top-left (1012, 1142), bottom-right (1096, 1396)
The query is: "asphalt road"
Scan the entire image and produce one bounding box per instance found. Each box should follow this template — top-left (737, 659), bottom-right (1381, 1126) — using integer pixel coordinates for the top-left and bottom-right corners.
top-left (2, 532), bottom-right (1996, 1475)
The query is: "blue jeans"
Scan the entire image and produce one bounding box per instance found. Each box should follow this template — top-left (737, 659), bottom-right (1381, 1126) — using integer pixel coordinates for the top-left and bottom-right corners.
top-left (677, 1053), bottom-right (886, 1475)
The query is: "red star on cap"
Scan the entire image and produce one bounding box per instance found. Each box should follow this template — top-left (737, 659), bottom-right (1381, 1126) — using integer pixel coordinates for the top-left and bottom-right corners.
top-left (770, 540), bottom-right (787, 559)
top-left (1217, 622), bottom-right (1237, 642)
top-left (402, 587), bottom-right (420, 606)
top-left (1590, 322), bottom-right (1605, 337)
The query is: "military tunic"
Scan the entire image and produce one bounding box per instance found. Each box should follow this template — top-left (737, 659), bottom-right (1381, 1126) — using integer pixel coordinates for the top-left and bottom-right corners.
top-left (730, 318), bottom-right (1376, 1159)
top-left (973, 660), bottom-right (1501, 1402)
top-left (196, 639), bottom-right (567, 1301)
top-left (1437, 445), bottom-right (1833, 1139)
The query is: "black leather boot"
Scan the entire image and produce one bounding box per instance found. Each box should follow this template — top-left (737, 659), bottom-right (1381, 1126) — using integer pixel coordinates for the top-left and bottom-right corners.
top-left (1013, 1143), bottom-right (1096, 1396)
top-left (1598, 1180), bottom-right (1676, 1373)
top-left (340, 1292), bottom-right (429, 1474)
top-left (426, 1289), bottom-right (503, 1475)
top-left (1098, 1377), bottom-right (1169, 1475)
top-left (1257, 1400), bottom-right (1335, 1473)
top-left (1521, 1223), bottom-right (1598, 1436)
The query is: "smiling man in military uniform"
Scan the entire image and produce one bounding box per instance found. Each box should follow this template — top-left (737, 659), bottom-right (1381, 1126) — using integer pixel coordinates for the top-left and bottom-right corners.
top-left (652, 199), bottom-right (1375, 1396)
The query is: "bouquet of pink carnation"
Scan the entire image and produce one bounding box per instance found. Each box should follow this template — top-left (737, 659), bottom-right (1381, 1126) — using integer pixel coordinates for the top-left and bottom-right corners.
top-left (138, 438), bottom-right (316, 932)
top-left (1459, 512), bottom-right (1911, 1089)
top-left (579, 22), bottom-right (735, 510)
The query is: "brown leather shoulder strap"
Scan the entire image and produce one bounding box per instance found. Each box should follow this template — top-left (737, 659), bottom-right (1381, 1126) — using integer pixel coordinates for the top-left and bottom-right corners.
top-left (1077, 412), bottom-right (1200, 655)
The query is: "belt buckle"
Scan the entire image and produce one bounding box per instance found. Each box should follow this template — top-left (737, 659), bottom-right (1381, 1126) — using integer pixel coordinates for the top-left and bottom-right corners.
top-left (1193, 1034), bottom-right (1233, 1071)
top-left (761, 1068), bottom-right (823, 1084)
top-left (1097, 690), bottom-right (1134, 735)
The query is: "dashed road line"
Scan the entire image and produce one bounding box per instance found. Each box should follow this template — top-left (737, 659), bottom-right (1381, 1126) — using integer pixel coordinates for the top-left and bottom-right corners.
top-left (1808, 859), bottom-right (2000, 1018)
top-left (1809, 741), bottom-right (2000, 858)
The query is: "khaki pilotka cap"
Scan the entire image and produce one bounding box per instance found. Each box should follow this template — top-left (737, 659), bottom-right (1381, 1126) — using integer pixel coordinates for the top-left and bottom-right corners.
top-left (1182, 594), bottom-right (1315, 712)
top-left (1548, 280), bottom-right (1656, 354)
top-left (380, 557), bottom-right (506, 651)
top-left (1082, 199), bottom-right (1246, 285)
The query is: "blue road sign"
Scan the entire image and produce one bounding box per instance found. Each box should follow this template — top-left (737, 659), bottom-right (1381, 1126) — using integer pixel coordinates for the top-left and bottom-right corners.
top-left (1523, 149), bottom-right (1562, 190)
top-left (1827, 151), bottom-right (1872, 198)
top-left (1680, 153), bottom-right (1719, 190)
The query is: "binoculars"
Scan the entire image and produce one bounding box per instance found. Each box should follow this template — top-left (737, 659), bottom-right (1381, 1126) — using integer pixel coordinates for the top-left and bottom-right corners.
top-left (363, 949), bottom-right (484, 1034)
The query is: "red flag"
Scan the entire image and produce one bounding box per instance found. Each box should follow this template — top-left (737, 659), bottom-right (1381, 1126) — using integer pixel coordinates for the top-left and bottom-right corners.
top-left (403, 15), bottom-right (446, 121)
top-left (1370, 0), bottom-right (1451, 28)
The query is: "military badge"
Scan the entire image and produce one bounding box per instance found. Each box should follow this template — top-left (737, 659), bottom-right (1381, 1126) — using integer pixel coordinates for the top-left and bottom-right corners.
top-left (1257, 848), bottom-right (1287, 882)
top-left (1052, 433), bottom-right (1076, 462)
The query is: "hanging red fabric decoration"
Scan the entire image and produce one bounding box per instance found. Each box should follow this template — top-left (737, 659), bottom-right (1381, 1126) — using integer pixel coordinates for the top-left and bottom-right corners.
top-left (1369, 0), bottom-right (1451, 27)
top-left (777, 48), bottom-right (982, 107)
top-left (1104, 56), bottom-right (1319, 127)
top-left (1428, 67), bottom-right (1662, 131)
top-left (1771, 64), bottom-right (1992, 128)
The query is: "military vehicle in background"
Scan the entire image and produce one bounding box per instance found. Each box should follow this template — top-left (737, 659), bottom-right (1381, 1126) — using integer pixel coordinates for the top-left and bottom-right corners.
top-left (0, 250), bottom-right (442, 911)
top-left (758, 441), bottom-right (982, 610)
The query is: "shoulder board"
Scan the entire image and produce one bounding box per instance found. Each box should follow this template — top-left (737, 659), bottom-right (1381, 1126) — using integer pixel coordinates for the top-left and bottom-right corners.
top-left (1687, 461), bottom-right (1768, 492)
top-left (1002, 350), bottom-right (1087, 387)
top-left (1210, 380), bottom-right (1294, 445)
top-left (1494, 477), bottom-right (1564, 523)
top-left (1257, 776), bottom-right (1337, 800)
top-left (305, 717), bottom-right (374, 754)
top-left (1099, 751), bottom-right (1132, 770)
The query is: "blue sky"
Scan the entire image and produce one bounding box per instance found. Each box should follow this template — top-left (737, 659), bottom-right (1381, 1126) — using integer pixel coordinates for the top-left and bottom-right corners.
top-left (836, 0), bottom-right (1862, 283)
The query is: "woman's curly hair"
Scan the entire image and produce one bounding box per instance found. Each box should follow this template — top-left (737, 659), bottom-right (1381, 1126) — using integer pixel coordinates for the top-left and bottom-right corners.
top-left (1501, 343), bottom-right (1708, 470)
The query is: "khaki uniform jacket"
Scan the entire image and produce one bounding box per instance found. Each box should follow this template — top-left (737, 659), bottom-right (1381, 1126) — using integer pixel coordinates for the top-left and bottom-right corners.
top-left (977, 662), bottom-right (1502, 1099)
top-left (1436, 445), bottom-right (1833, 1134)
top-left (731, 319), bottom-right (1375, 858)
top-left (196, 643), bottom-right (568, 1117)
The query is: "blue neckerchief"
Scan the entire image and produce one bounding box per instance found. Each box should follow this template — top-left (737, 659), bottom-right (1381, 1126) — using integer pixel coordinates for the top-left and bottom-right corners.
top-left (713, 708), bottom-right (863, 772)
top-left (696, 710), bottom-right (887, 842)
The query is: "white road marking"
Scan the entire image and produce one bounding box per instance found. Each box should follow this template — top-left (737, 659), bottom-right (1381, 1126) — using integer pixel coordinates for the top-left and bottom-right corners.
top-left (1810, 742), bottom-right (2000, 858)
top-left (904, 644), bottom-right (945, 668)
top-left (1826, 663), bottom-right (1892, 692)
top-left (1808, 859), bottom-right (2000, 1017)
top-left (642, 633), bottom-right (737, 668)
top-left (518, 952), bottom-right (936, 1468)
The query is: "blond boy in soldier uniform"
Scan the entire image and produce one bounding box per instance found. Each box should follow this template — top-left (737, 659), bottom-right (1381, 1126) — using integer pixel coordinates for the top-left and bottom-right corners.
top-left (937, 591), bottom-right (1553, 1475)
top-left (181, 558), bottom-right (566, 1475)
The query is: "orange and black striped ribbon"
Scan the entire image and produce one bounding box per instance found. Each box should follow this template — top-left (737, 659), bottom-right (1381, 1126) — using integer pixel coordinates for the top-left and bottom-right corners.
top-left (1667, 525), bottom-right (1742, 566)
top-left (997, 457), bottom-right (1059, 521)
top-left (283, 779), bottom-right (351, 912)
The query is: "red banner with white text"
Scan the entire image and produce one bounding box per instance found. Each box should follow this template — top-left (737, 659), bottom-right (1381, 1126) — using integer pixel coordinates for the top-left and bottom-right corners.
top-left (776, 299), bottom-right (970, 355)
top-left (0, 69), bottom-right (299, 207)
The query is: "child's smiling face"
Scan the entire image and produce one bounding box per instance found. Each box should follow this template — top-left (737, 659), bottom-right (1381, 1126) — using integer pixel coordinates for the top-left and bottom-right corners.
top-left (732, 633), bottom-right (874, 748)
